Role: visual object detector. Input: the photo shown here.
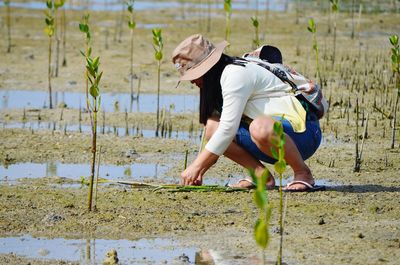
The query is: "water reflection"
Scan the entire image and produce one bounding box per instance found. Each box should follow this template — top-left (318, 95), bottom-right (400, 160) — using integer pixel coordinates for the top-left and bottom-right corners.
top-left (0, 235), bottom-right (198, 264)
top-left (0, 162), bottom-right (171, 182)
top-left (0, 120), bottom-right (202, 143)
top-left (0, 90), bottom-right (198, 113)
top-left (0, 0), bottom-right (292, 12)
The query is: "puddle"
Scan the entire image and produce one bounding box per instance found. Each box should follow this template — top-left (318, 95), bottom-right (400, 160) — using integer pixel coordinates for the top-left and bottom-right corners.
top-left (1, 0), bottom-right (292, 12)
top-left (0, 120), bottom-right (202, 143)
top-left (0, 235), bottom-right (201, 264)
top-left (0, 90), bottom-right (198, 113)
top-left (0, 162), bottom-right (173, 183)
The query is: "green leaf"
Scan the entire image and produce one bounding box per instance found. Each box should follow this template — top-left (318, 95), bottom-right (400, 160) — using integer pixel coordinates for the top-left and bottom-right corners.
top-left (273, 121), bottom-right (283, 136)
top-left (128, 21), bottom-right (136, 29)
top-left (54, 0), bottom-right (65, 9)
top-left (44, 27), bottom-right (54, 37)
top-left (46, 0), bottom-right (53, 9)
top-left (96, 71), bottom-right (103, 86)
top-left (127, 5), bottom-right (133, 13)
top-left (271, 147), bottom-right (279, 160)
top-left (274, 160), bottom-right (287, 175)
top-left (155, 51), bottom-right (163, 61)
top-left (88, 47), bottom-right (92, 57)
top-left (86, 66), bottom-right (96, 78)
top-left (93, 56), bottom-right (100, 69)
top-left (89, 85), bottom-right (99, 98)
top-left (79, 23), bottom-right (89, 33)
top-left (254, 190), bottom-right (267, 209)
top-left (254, 219), bottom-right (269, 249)
top-left (389, 35), bottom-right (398, 46)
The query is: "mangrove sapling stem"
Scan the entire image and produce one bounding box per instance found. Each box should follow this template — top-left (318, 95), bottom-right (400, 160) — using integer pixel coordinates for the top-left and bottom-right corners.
top-left (354, 97), bottom-right (360, 172)
top-left (330, 0), bottom-right (339, 68)
top-left (126, 0), bottom-right (136, 100)
top-left (359, 113), bottom-right (369, 161)
top-left (184, 149), bottom-right (188, 170)
top-left (5, 0), bottom-right (11, 53)
top-left (389, 34), bottom-right (400, 149)
top-left (152, 28), bottom-right (163, 137)
top-left (94, 146), bottom-right (102, 210)
top-left (61, 7), bottom-right (67, 66)
top-left (44, 1), bottom-right (55, 109)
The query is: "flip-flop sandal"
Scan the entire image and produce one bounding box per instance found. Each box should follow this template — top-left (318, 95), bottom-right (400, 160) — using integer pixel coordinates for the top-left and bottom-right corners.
top-left (283, 180), bottom-right (326, 192)
top-left (227, 178), bottom-right (256, 189)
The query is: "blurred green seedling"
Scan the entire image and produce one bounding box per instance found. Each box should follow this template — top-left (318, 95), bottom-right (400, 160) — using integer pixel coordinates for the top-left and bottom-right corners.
top-left (249, 168), bottom-right (272, 265)
top-left (44, 0), bottom-right (55, 109)
top-left (389, 34), bottom-right (399, 149)
top-left (152, 28), bottom-right (163, 137)
top-left (224, 0), bottom-right (232, 44)
top-left (126, 0), bottom-right (137, 100)
top-left (251, 16), bottom-right (260, 49)
top-left (271, 119), bottom-right (287, 265)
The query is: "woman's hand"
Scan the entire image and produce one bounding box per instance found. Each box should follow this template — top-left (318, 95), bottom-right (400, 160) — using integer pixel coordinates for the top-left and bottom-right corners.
top-left (181, 163), bottom-right (203, 186)
top-left (180, 150), bottom-right (219, 186)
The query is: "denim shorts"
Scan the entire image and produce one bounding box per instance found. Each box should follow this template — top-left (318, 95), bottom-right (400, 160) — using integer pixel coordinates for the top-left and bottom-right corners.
top-left (235, 116), bottom-right (322, 164)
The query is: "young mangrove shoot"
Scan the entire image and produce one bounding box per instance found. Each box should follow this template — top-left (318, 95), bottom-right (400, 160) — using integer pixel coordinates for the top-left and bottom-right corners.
top-left (44, 0), bottom-right (55, 109)
top-left (126, 0), bottom-right (136, 100)
top-left (79, 14), bottom-right (104, 211)
top-left (53, 0), bottom-right (65, 77)
top-left (251, 16), bottom-right (260, 49)
top-left (389, 34), bottom-right (400, 149)
top-left (152, 28), bottom-right (163, 137)
top-left (224, 0), bottom-right (232, 44)
top-left (249, 168), bottom-right (272, 265)
top-left (270, 119), bottom-right (287, 265)
top-left (307, 18), bottom-right (322, 87)
top-left (330, 0), bottom-right (339, 68)
top-left (4, 0), bottom-right (11, 53)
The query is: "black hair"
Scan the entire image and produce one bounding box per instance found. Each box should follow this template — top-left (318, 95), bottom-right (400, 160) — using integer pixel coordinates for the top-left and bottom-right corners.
top-left (199, 54), bottom-right (246, 125)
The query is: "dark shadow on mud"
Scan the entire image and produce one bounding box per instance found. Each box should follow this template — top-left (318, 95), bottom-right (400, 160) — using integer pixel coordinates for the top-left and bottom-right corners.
top-left (326, 184), bottom-right (400, 193)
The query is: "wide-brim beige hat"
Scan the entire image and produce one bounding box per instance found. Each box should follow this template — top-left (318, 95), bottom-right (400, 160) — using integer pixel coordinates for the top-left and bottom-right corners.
top-left (172, 34), bottom-right (229, 81)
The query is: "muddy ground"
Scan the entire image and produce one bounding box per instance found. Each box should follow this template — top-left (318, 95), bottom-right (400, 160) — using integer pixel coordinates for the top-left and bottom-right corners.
top-left (1, 1), bottom-right (400, 264)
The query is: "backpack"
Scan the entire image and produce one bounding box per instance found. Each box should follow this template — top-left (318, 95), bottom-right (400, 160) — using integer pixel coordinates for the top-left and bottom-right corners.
top-left (242, 46), bottom-right (329, 120)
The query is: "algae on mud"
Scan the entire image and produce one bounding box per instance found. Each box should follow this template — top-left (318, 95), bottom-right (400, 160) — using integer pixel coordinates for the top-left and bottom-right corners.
top-left (1, 0), bottom-right (400, 264)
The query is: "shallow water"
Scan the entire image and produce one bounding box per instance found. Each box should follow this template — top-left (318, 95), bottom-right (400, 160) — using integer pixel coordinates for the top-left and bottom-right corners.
top-left (0, 234), bottom-right (201, 264)
top-left (0, 162), bottom-right (171, 182)
top-left (1, 0), bottom-right (291, 12)
top-left (0, 120), bottom-right (202, 142)
top-left (0, 90), bottom-right (198, 113)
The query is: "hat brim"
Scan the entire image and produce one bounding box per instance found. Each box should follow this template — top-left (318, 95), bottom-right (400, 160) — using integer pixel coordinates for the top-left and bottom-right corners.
top-left (179, 40), bottom-right (229, 81)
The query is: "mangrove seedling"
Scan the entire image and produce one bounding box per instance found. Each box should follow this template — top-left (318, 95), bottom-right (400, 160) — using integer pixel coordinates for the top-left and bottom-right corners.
top-left (54, 0), bottom-right (65, 77)
top-left (44, 0), bottom-right (55, 109)
top-left (79, 14), bottom-right (104, 211)
top-left (126, 0), bottom-right (136, 100)
top-left (389, 34), bottom-right (399, 149)
top-left (251, 16), bottom-right (260, 49)
top-left (4, 0), bottom-right (11, 53)
top-left (152, 28), bottom-right (163, 137)
top-left (307, 18), bottom-right (322, 86)
top-left (61, 0), bottom-right (67, 66)
top-left (250, 168), bottom-right (272, 265)
top-left (224, 0), bottom-right (232, 43)
top-left (270, 119), bottom-right (287, 265)
top-left (330, 0), bottom-right (339, 67)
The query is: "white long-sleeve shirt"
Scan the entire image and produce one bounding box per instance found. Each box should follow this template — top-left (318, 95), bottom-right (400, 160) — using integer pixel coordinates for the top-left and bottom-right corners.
top-left (205, 61), bottom-right (307, 156)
